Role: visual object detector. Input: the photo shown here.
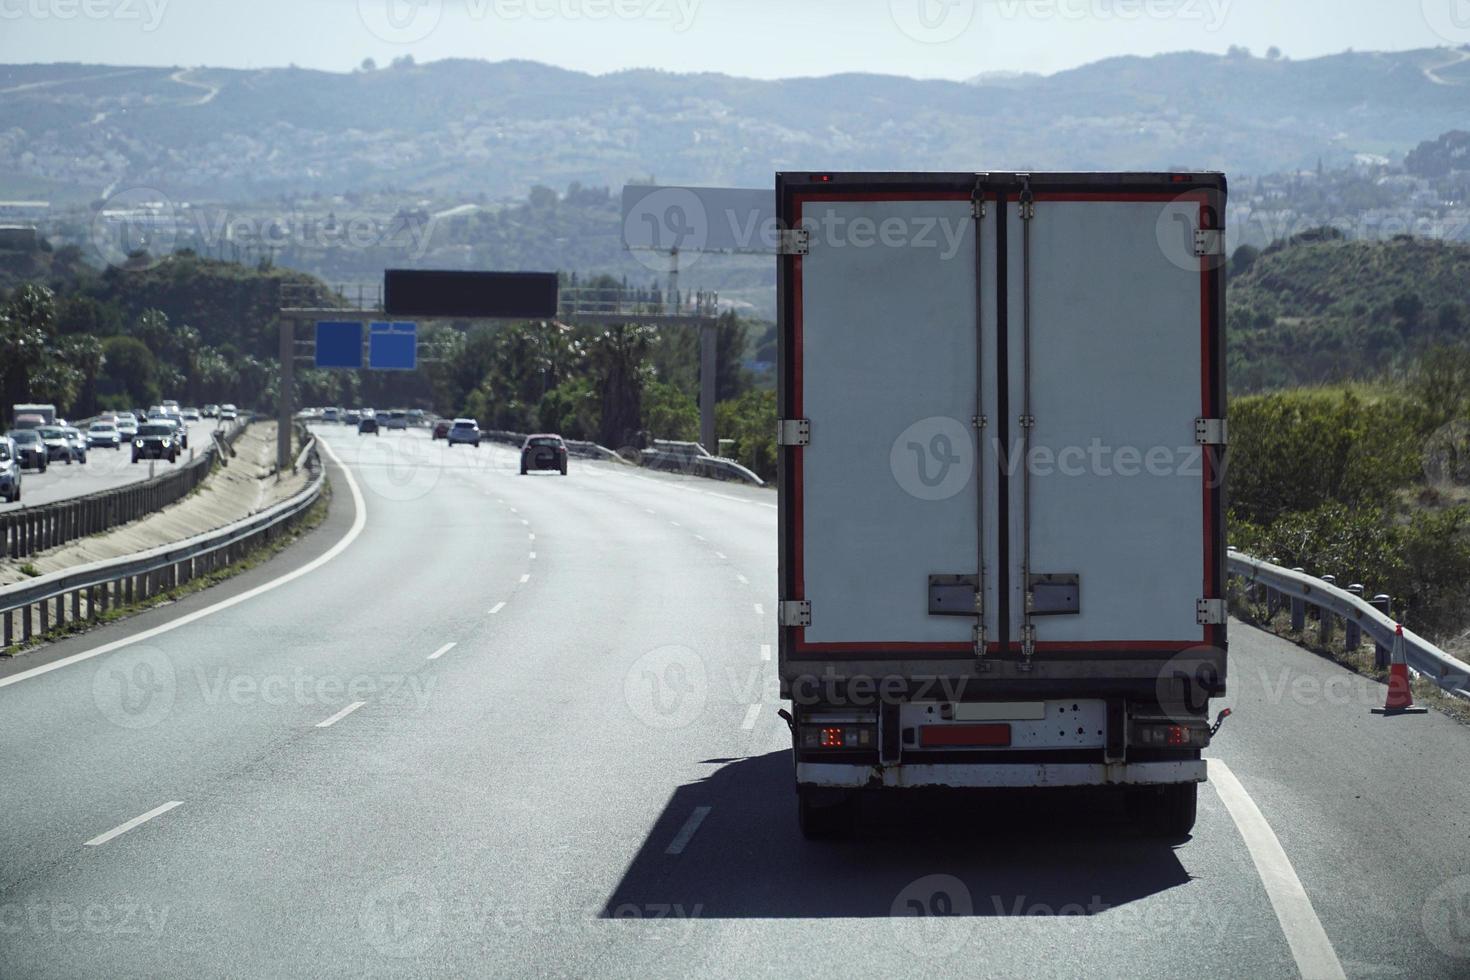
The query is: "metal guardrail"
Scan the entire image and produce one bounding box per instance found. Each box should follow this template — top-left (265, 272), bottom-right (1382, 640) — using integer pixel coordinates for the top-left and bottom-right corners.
top-left (0, 435), bottom-right (323, 649)
top-left (1228, 549), bottom-right (1470, 699)
top-left (1, 419), bottom-right (250, 559)
top-left (481, 430), bottom-right (762, 484)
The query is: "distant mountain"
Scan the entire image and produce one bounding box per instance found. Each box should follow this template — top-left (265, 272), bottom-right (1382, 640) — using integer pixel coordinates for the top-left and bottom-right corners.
top-left (2, 48), bottom-right (1469, 202)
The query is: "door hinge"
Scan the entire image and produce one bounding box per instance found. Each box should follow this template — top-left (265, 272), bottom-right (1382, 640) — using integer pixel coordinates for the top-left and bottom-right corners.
top-left (973, 624), bottom-right (987, 657)
top-left (779, 600), bottom-right (812, 627)
top-left (1194, 417), bottom-right (1228, 445)
top-left (972, 414), bottom-right (987, 429)
top-left (778, 227), bottom-right (810, 255)
top-left (1018, 414), bottom-right (1036, 429)
top-left (1196, 598), bottom-right (1226, 625)
top-left (1194, 228), bottom-right (1224, 257)
top-left (776, 418), bottom-right (811, 446)
top-left (1020, 624), bottom-right (1037, 657)
top-left (971, 196), bottom-right (986, 219)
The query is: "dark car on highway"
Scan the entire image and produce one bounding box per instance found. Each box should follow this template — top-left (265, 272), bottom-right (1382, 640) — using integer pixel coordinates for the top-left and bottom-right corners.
top-left (432, 419), bottom-right (451, 440)
top-left (132, 422), bottom-right (180, 463)
top-left (358, 414), bottom-right (379, 435)
top-left (520, 434), bottom-right (568, 475)
top-left (7, 429), bottom-right (48, 472)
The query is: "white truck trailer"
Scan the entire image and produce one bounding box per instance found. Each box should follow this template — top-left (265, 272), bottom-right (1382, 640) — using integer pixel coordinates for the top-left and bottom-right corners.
top-left (774, 171), bottom-right (1228, 838)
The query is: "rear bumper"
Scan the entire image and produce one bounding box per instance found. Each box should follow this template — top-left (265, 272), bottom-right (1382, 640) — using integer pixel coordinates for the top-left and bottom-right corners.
top-left (797, 759), bottom-right (1205, 789)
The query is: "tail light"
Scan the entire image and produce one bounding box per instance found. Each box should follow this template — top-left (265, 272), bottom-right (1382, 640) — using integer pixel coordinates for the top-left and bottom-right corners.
top-left (799, 724), bottom-right (875, 749)
top-left (1132, 723), bottom-right (1209, 748)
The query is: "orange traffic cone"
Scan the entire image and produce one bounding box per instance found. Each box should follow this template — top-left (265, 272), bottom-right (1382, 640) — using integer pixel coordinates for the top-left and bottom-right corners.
top-left (1372, 624), bottom-right (1428, 715)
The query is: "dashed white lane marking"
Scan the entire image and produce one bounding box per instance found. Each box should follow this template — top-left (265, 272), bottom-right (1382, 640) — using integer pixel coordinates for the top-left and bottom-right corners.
top-left (519, 574), bottom-right (531, 584)
top-left (715, 551), bottom-right (727, 560)
top-left (428, 642), bottom-right (456, 661)
top-left (754, 603), bottom-right (765, 616)
top-left (529, 551), bottom-right (537, 559)
top-left (316, 701), bottom-right (367, 728)
top-left (1209, 759), bottom-right (1346, 980)
top-left (0, 436), bottom-right (368, 691)
top-left (528, 533), bottom-right (535, 541)
top-left (488, 602), bottom-right (506, 615)
top-left (741, 704), bottom-right (761, 730)
top-left (645, 508), bottom-right (656, 515)
top-left (669, 521), bottom-right (681, 527)
top-left (693, 534), bottom-right (705, 541)
top-left (85, 801), bottom-right (183, 847)
top-left (665, 806), bottom-right (712, 855)
top-left (761, 644), bottom-right (772, 661)
top-left (520, 519), bottom-right (529, 526)
top-left (510, 507), bottom-right (519, 513)
top-left (737, 573), bottom-right (749, 585)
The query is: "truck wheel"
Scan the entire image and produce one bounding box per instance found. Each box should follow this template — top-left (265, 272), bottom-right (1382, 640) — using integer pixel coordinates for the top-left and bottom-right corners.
top-left (797, 786), bottom-right (856, 840)
top-left (1127, 783), bottom-right (1197, 840)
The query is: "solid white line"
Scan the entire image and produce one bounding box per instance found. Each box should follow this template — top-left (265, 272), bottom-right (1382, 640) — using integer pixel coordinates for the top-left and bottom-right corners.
top-left (488, 601), bottom-right (506, 615)
top-left (519, 574), bottom-right (530, 584)
top-left (85, 800), bottom-right (183, 846)
top-left (1209, 759), bottom-right (1346, 980)
top-left (761, 644), bottom-right (772, 661)
top-left (754, 603), bottom-right (765, 616)
top-left (665, 806), bottom-right (712, 855)
top-left (427, 642), bottom-right (456, 661)
top-left (0, 436), bottom-right (368, 691)
top-left (737, 573), bottom-right (749, 585)
top-left (741, 704), bottom-right (761, 730)
top-left (316, 701), bottom-right (367, 728)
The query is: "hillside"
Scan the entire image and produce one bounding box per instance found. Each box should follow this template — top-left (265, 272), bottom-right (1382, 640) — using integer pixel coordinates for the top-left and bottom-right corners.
top-left (3, 47), bottom-right (1469, 202)
top-left (1229, 235), bottom-right (1470, 391)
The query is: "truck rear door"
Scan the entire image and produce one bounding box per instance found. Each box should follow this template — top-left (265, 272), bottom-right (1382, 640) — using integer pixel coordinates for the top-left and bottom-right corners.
top-left (776, 172), bottom-right (1226, 681)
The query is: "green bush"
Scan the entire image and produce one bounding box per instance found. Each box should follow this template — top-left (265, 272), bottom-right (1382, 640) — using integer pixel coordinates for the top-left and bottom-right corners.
top-left (716, 388), bottom-right (776, 481)
top-left (641, 381), bottom-right (698, 442)
top-left (1228, 389), bottom-right (1422, 525)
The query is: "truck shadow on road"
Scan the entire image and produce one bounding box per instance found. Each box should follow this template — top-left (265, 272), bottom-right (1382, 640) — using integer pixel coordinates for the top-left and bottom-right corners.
top-left (602, 750), bottom-right (1192, 919)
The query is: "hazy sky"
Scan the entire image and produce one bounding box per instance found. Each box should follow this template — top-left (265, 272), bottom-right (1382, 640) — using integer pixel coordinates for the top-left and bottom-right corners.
top-left (0, 0), bottom-right (1463, 80)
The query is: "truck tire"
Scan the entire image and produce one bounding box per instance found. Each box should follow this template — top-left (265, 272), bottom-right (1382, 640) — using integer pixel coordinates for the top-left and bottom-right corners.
top-left (797, 786), bottom-right (857, 840)
top-left (1127, 783), bottom-right (1197, 840)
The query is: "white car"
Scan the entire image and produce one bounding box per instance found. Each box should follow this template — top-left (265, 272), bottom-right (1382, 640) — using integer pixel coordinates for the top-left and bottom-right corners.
top-left (87, 421), bottom-right (122, 449)
top-left (220, 404), bottom-right (239, 421)
top-left (446, 418), bottom-right (481, 447)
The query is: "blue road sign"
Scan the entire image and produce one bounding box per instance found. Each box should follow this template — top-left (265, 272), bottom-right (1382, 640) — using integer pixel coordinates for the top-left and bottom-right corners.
top-left (369, 321), bottom-right (417, 371)
top-left (315, 321), bottom-right (364, 369)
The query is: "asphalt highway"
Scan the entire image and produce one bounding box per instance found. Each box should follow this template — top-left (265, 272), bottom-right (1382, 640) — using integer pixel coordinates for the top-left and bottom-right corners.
top-left (1, 421), bottom-right (220, 513)
top-left (0, 426), bottom-right (1467, 978)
